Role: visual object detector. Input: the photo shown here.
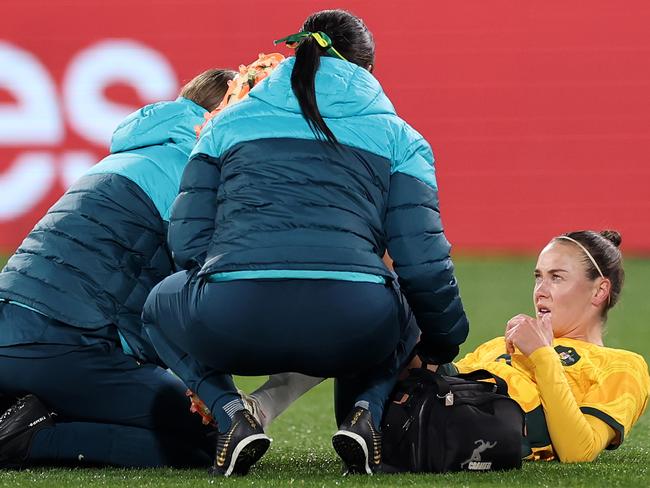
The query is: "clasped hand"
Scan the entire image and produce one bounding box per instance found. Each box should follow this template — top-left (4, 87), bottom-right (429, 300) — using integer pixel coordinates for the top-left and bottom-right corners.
top-left (505, 313), bottom-right (554, 356)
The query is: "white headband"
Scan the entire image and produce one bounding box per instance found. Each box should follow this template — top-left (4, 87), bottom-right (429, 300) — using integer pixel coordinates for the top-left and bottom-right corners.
top-left (555, 235), bottom-right (605, 279)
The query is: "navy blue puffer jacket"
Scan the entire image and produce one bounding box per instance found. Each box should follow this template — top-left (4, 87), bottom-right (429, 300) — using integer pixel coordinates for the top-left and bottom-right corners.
top-left (170, 58), bottom-right (468, 363)
top-left (0, 97), bottom-right (206, 363)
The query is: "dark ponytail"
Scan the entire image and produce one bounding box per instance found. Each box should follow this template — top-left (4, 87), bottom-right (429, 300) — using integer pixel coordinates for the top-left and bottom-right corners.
top-left (292, 37), bottom-right (336, 143)
top-left (291, 9), bottom-right (375, 145)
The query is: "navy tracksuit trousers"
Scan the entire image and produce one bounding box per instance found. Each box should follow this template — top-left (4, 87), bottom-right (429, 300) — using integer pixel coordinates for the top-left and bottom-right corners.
top-left (0, 303), bottom-right (214, 467)
top-left (142, 270), bottom-right (419, 431)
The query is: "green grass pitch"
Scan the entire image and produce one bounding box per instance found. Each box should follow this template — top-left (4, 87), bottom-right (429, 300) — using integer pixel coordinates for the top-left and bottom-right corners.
top-left (1, 255), bottom-right (649, 487)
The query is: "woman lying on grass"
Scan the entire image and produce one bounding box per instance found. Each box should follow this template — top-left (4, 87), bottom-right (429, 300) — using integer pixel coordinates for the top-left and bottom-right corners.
top-left (449, 230), bottom-right (650, 462)
top-left (247, 230), bottom-right (649, 465)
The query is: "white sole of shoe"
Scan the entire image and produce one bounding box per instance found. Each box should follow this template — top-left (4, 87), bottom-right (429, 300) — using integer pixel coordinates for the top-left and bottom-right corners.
top-left (332, 430), bottom-right (372, 475)
top-left (224, 433), bottom-right (272, 477)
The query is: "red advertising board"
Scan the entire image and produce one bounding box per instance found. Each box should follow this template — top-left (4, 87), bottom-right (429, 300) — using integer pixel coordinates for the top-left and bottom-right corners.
top-left (1, 0), bottom-right (649, 253)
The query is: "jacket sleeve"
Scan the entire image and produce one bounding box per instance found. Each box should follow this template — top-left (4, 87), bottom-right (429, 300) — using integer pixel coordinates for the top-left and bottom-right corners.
top-left (384, 137), bottom-right (469, 364)
top-left (167, 153), bottom-right (221, 270)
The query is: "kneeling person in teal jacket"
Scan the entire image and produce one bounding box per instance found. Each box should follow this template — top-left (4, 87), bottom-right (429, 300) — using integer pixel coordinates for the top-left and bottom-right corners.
top-left (0, 69), bottom-right (235, 468)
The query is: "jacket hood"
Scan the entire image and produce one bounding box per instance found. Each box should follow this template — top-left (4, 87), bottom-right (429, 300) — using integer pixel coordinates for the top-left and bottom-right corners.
top-left (110, 97), bottom-right (205, 155)
top-left (248, 57), bottom-right (396, 118)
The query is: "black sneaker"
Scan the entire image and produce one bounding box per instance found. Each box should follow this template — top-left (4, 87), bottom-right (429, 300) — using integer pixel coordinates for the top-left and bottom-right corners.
top-left (208, 409), bottom-right (271, 477)
top-left (0, 394), bottom-right (16, 416)
top-left (0, 395), bottom-right (55, 469)
top-left (332, 406), bottom-right (381, 475)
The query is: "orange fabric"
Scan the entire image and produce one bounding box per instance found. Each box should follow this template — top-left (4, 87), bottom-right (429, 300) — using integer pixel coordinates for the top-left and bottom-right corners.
top-left (194, 53), bottom-right (285, 138)
top-left (186, 389), bottom-right (216, 426)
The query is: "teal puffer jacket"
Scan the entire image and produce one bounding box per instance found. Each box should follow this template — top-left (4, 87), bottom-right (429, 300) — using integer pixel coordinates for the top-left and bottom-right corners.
top-left (169, 58), bottom-right (468, 364)
top-left (0, 97), bottom-right (205, 363)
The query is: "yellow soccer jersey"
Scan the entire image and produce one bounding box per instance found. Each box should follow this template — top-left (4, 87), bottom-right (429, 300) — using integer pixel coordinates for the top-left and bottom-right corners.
top-left (455, 337), bottom-right (650, 460)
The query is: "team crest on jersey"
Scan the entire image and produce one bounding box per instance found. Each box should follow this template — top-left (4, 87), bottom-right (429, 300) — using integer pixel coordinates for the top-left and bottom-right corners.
top-left (554, 345), bottom-right (581, 366)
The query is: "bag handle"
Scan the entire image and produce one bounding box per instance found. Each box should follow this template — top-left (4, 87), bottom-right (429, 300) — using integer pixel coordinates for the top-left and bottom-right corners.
top-left (406, 367), bottom-right (509, 396)
top-left (406, 368), bottom-right (452, 396)
top-left (454, 369), bottom-right (509, 396)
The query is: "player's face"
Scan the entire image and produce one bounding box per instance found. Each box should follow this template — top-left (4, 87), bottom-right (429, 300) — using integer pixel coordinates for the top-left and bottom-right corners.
top-left (532, 242), bottom-right (598, 337)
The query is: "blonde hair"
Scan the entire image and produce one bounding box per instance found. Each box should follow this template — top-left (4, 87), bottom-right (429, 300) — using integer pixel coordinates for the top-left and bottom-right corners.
top-left (180, 69), bottom-right (237, 112)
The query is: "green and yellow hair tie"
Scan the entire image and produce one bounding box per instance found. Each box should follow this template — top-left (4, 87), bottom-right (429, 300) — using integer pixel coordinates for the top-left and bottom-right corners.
top-left (274, 31), bottom-right (348, 62)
